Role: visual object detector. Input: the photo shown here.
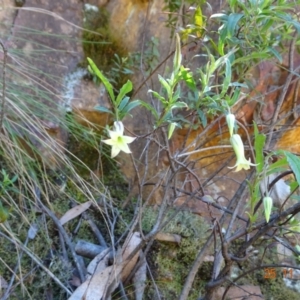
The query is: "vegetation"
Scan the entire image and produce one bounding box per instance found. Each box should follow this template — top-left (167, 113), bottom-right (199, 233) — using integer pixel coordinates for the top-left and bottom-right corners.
top-left (1, 1), bottom-right (300, 300)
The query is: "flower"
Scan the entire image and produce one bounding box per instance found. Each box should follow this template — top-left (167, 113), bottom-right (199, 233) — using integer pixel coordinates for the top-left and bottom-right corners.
top-left (229, 134), bottom-right (257, 172)
top-left (263, 196), bottom-right (273, 223)
top-left (226, 113), bottom-right (235, 137)
top-left (103, 121), bottom-right (136, 158)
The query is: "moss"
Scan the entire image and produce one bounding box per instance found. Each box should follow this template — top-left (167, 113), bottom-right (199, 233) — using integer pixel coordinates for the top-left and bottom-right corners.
top-left (139, 208), bottom-right (210, 299)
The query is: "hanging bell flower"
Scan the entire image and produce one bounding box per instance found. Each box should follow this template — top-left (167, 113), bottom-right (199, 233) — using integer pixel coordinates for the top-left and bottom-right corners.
top-left (229, 134), bottom-right (257, 172)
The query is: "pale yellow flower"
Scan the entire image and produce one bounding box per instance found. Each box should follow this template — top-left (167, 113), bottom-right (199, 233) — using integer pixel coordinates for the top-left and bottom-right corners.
top-left (103, 121), bottom-right (136, 158)
top-left (229, 134), bottom-right (257, 172)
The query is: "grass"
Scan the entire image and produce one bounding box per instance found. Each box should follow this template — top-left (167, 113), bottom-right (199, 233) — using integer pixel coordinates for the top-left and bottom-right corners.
top-left (0, 7), bottom-right (118, 299)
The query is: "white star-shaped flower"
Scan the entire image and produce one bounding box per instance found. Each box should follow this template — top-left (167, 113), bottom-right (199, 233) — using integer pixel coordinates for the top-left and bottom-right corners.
top-left (103, 121), bottom-right (136, 158)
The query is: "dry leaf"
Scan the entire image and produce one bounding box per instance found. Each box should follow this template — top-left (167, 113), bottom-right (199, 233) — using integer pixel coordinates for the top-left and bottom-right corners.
top-left (121, 232), bottom-right (142, 281)
top-left (68, 249), bottom-right (122, 300)
top-left (60, 201), bottom-right (92, 225)
top-left (69, 233), bottom-right (142, 300)
top-left (87, 248), bottom-right (111, 277)
top-left (68, 264), bottom-right (122, 300)
top-left (155, 232), bottom-right (181, 244)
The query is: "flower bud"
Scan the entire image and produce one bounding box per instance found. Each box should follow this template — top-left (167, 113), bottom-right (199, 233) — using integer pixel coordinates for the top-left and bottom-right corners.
top-left (226, 113), bottom-right (235, 137)
top-left (263, 196), bottom-right (273, 223)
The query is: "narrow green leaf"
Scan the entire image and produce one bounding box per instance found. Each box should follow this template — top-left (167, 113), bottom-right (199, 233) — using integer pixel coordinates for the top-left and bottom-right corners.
top-left (121, 100), bottom-right (141, 114)
top-left (171, 85), bottom-right (181, 103)
top-left (87, 57), bottom-right (115, 102)
top-left (94, 105), bottom-right (113, 114)
top-left (267, 157), bottom-right (288, 175)
top-left (118, 96), bottom-right (130, 111)
top-left (173, 33), bottom-right (182, 73)
top-left (148, 89), bottom-right (167, 104)
top-left (233, 51), bottom-right (270, 64)
top-left (116, 80), bottom-right (133, 106)
top-left (197, 109), bottom-right (207, 127)
top-left (267, 47), bottom-right (283, 63)
top-left (139, 101), bottom-right (159, 120)
top-left (158, 75), bottom-right (172, 97)
top-left (169, 101), bottom-right (187, 110)
top-left (220, 58), bottom-right (232, 96)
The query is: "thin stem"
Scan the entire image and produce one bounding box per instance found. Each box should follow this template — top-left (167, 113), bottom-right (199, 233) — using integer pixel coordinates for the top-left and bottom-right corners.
top-left (0, 39), bottom-right (7, 129)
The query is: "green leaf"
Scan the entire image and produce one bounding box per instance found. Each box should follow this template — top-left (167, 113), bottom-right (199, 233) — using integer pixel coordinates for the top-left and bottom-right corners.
top-left (267, 47), bottom-right (283, 63)
top-left (94, 105), bottom-right (113, 114)
top-left (171, 85), bottom-right (181, 103)
top-left (169, 101), bottom-right (187, 110)
top-left (87, 57), bottom-right (115, 102)
top-left (220, 58), bottom-right (232, 96)
top-left (227, 13), bottom-right (243, 38)
top-left (197, 109), bottom-right (207, 127)
top-left (173, 33), bottom-right (182, 73)
top-left (158, 75), bottom-right (172, 97)
top-left (233, 50), bottom-right (270, 64)
top-left (267, 156), bottom-right (288, 175)
top-left (180, 67), bottom-right (197, 91)
top-left (139, 101), bottom-right (159, 120)
top-left (284, 152), bottom-right (300, 186)
top-left (118, 96), bottom-right (130, 111)
top-left (160, 110), bottom-right (173, 124)
top-left (253, 122), bottom-right (266, 173)
top-left (226, 88), bottom-right (240, 106)
top-left (211, 49), bottom-right (237, 74)
top-left (121, 100), bottom-right (141, 114)
top-left (148, 89), bottom-right (167, 104)
top-left (116, 80), bottom-right (133, 106)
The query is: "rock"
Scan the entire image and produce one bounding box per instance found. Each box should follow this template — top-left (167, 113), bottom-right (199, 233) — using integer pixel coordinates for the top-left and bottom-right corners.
top-left (214, 285), bottom-right (264, 300)
top-left (277, 243), bottom-right (295, 265)
top-left (0, 0), bottom-right (89, 166)
top-left (8, 0), bottom-right (84, 110)
top-left (0, 0), bottom-right (16, 40)
top-left (65, 71), bottom-right (112, 130)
